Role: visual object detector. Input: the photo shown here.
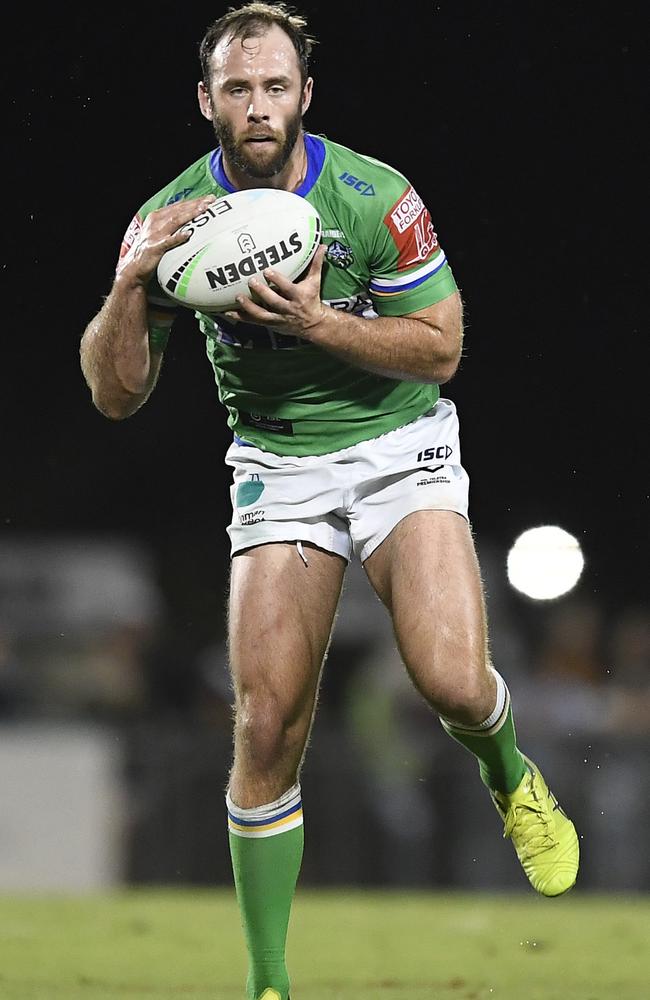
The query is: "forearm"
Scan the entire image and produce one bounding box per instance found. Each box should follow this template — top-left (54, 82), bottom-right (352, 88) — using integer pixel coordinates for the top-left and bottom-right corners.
top-left (80, 274), bottom-right (161, 419)
top-left (307, 306), bottom-right (460, 384)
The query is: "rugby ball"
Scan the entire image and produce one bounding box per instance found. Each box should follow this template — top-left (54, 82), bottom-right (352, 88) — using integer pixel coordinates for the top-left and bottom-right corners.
top-left (157, 188), bottom-right (322, 313)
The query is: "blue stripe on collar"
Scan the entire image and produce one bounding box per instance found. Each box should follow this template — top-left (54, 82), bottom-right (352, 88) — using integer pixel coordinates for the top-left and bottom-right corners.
top-left (209, 133), bottom-right (325, 197)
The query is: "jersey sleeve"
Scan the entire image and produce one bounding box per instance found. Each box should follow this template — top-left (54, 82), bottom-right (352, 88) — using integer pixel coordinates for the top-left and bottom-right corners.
top-left (368, 182), bottom-right (457, 317)
top-left (116, 211), bottom-right (178, 352)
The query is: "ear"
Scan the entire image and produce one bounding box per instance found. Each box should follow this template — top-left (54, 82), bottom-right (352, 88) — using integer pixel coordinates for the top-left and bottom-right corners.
top-left (198, 81), bottom-right (214, 121)
top-left (301, 77), bottom-right (313, 116)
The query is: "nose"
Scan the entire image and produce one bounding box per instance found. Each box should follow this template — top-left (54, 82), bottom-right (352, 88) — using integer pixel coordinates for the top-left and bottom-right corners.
top-left (247, 93), bottom-right (270, 122)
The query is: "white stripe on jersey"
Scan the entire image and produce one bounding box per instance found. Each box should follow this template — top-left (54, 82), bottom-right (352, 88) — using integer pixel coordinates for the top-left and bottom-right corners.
top-left (370, 250), bottom-right (447, 291)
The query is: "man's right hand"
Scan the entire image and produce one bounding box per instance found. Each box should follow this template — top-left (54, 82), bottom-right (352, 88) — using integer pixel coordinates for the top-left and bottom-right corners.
top-left (117, 193), bottom-right (217, 286)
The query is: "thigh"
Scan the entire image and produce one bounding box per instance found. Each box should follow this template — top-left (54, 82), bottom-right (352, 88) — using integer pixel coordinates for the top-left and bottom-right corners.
top-left (228, 541), bottom-right (347, 718)
top-left (363, 510), bottom-right (489, 695)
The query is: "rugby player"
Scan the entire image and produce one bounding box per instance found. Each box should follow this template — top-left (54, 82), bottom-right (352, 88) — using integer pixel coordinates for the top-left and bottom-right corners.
top-left (80, 5), bottom-right (579, 998)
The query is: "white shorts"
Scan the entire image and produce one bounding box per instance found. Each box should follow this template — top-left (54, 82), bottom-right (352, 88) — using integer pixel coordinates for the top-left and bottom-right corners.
top-left (225, 398), bottom-right (470, 563)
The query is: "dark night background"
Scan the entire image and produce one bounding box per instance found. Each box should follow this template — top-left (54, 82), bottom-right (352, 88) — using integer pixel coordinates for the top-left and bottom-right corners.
top-left (3, 1), bottom-right (647, 656)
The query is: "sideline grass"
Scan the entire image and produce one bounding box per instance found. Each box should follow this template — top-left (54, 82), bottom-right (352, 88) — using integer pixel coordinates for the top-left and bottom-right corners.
top-left (0, 888), bottom-right (648, 999)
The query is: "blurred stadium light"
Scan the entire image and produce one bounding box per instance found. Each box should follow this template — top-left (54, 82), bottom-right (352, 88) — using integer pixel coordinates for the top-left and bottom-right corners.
top-left (506, 525), bottom-right (585, 601)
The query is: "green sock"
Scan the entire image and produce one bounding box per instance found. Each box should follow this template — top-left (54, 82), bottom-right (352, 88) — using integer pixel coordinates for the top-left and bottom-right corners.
top-left (440, 669), bottom-right (527, 794)
top-left (227, 784), bottom-right (304, 1000)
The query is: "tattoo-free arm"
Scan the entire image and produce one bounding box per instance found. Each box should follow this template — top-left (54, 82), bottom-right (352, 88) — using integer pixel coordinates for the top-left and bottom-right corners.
top-left (305, 290), bottom-right (464, 384)
top-left (80, 192), bottom-right (217, 420)
top-left (226, 247), bottom-right (464, 384)
top-left (80, 275), bottom-right (164, 420)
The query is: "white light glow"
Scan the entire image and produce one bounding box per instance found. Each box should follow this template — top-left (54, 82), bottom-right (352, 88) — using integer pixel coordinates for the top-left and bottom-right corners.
top-left (507, 525), bottom-right (585, 600)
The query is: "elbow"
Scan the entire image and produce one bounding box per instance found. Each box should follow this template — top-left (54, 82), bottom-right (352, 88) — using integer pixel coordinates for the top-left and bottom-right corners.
top-left (91, 390), bottom-right (141, 421)
top-left (100, 404), bottom-right (134, 422)
top-left (94, 400), bottom-right (131, 421)
top-left (418, 320), bottom-right (463, 385)
top-left (429, 351), bottom-right (461, 386)
top-left (434, 359), bottom-right (460, 385)
top-left (81, 367), bottom-right (150, 420)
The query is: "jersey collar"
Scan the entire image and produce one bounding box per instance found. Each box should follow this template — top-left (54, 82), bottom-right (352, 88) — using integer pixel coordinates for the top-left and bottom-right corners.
top-left (209, 133), bottom-right (325, 198)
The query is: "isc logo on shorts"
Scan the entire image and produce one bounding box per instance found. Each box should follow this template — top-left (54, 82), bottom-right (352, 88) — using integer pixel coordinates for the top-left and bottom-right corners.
top-left (417, 445), bottom-right (453, 462)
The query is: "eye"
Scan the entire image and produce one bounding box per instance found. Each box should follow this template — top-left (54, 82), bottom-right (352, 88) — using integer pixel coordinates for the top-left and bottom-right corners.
top-left (229, 87), bottom-right (247, 97)
top-left (268, 85), bottom-right (286, 95)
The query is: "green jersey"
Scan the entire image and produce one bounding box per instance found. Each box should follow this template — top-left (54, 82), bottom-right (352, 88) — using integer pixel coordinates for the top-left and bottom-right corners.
top-left (117, 133), bottom-right (458, 456)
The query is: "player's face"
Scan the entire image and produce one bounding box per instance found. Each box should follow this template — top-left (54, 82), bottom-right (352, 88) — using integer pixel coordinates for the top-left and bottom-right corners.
top-left (199, 24), bottom-right (312, 179)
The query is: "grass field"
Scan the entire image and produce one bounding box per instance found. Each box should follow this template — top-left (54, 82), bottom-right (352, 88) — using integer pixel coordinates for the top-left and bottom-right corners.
top-left (0, 888), bottom-right (648, 999)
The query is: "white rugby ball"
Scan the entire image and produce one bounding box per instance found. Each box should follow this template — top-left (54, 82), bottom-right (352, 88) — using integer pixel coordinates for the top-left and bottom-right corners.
top-left (157, 188), bottom-right (322, 313)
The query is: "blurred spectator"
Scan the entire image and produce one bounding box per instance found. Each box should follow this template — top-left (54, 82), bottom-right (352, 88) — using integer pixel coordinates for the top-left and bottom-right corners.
top-left (584, 604), bottom-right (650, 889)
top-left (537, 597), bottom-right (604, 683)
top-left (514, 596), bottom-right (608, 737)
top-left (605, 605), bottom-right (650, 736)
top-left (0, 535), bottom-right (163, 722)
top-left (194, 637), bottom-right (234, 729)
top-left (0, 627), bottom-right (25, 717)
top-left (334, 558), bottom-right (444, 885)
top-left (514, 596), bottom-right (650, 741)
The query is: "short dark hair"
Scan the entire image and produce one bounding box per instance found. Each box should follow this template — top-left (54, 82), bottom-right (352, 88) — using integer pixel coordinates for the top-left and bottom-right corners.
top-left (199, 2), bottom-right (317, 89)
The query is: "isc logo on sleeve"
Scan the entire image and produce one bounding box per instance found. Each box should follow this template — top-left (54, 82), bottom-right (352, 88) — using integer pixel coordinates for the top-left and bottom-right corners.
top-left (338, 171), bottom-right (376, 196)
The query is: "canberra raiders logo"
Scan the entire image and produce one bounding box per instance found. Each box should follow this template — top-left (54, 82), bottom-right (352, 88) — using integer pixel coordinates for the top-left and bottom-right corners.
top-left (326, 240), bottom-right (354, 269)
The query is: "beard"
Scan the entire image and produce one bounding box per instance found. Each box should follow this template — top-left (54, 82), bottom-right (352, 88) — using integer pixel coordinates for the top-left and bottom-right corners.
top-left (212, 106), bottom-right (303, 179)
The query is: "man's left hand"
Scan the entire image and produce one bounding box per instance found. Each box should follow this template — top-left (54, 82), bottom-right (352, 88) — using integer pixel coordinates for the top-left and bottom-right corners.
top-left (223, 244), bottom-right (328, 339)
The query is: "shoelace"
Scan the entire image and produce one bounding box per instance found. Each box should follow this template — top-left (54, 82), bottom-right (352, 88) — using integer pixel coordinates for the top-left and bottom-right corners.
top-left (503, 798), bottom-right (558, 858)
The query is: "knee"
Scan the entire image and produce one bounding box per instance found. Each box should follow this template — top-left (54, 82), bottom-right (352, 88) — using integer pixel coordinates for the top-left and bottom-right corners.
top-left (429, 663), bottom-right (495, 725)
top-left (234, 691), bottom-right (303, 771)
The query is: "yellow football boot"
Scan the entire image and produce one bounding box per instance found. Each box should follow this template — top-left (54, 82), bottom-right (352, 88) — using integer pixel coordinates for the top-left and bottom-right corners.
top-left (491, 756), bottom-right (579, 896)
top-left (257, 991), bottom-right (284, 1000)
